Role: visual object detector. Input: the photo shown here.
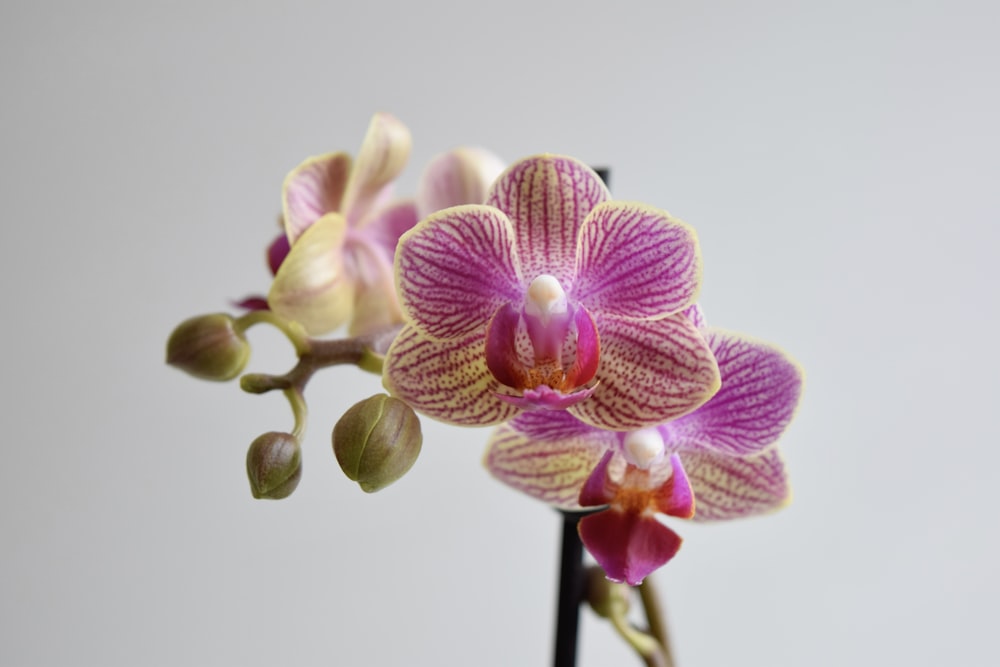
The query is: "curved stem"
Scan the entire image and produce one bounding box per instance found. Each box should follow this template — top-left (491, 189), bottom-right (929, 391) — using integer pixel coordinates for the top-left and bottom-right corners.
top-left (608, 612), bottom-right (667, 667)
top-left (235, 310), bottom-right (311, 355)
top-left (283, 388), bottom-right (308, 439)
top-left (638, 577), bottom-right (675, 667)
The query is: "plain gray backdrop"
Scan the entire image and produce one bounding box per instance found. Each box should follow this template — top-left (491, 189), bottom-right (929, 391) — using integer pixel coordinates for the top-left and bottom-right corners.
top-left (2, 1), bottom-right (996, 665)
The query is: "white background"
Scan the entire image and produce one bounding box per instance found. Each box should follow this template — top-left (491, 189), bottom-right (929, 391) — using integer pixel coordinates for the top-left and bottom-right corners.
top-left (2, 1), bottom-right (996, 665)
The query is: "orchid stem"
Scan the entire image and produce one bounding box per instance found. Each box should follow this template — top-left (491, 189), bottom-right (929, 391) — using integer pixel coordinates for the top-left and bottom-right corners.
top-left (638, 577), bottom-right (675, 667)
top-left (554, 511), bottom-right (585, 667)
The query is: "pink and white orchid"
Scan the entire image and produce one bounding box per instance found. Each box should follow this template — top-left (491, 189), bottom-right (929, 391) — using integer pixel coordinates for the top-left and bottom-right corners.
top-left (266, 113), bottom-right (504, 336)
top-left (484, 322), bottom-right (803, 584)
top-left (383, 154), bottom-right (721, 430)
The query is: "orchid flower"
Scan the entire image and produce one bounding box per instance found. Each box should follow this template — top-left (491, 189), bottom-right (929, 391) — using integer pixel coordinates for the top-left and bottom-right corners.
top-left (484, 318), bottom-right (803, 584)
top-left (266, 113), bottom-right (504, 336)
top-left (383, 154), bottom-right (721, 430)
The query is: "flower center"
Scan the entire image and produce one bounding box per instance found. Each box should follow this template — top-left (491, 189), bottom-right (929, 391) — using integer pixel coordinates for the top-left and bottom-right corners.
top-left (484, 275), bottom-right (601, 405)
top-left (622, 428), bottom-right (666, 470)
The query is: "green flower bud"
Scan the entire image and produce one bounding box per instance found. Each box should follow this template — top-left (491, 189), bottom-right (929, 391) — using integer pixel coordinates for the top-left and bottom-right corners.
top-left (166, 313), bottom-right (250, 381)
top-left (333, 394), bottom-right (422, 493)
top-left (585, 565), bottom-right (631, 619)
top-left (246, 431), bottom-right (302, 499)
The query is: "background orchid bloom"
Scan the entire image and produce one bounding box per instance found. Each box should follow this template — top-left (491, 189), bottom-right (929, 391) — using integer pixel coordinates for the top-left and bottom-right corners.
top-left (484, 325), bottom-right (804, 584)
top-left (267, 113), bottom-right (504, 336)
top-left (383, 154), bottom-right (721, 430)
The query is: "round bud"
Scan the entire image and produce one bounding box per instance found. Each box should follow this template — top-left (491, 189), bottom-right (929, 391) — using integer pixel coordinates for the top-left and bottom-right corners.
top-left (166, 313), bottom-right (250, 381)
top-left (246, 431), bottom-right (302, 499)
top-left (333, 394), bottom-right (422, 493)
top-left (585, 565), bottom-right (632, 619)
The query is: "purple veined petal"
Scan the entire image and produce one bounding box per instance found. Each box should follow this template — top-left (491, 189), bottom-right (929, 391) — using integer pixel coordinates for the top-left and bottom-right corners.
top-left (282, 152), bottom-right (352, 244)
top-left (683, 448), bottom-right (791, 522)
top-left (667, 328), bottom-right (804, 457)
top-left (486, 155), bottom-right (609, 287)
top-left (341, 113), bottom-right (412, 226)
top-left (383, 325), bottom-right (520, 426)
top-left (268, 213), bottom-right (354, 335)
top-left (341, 234), bottom-right (403, 337)
top-left (417, 147), bottom-right (506, 217)
top-left (579, 509), bottom-right (683, 586)
top-left (681, 303), bottom-right (706, 329)
top-left (505, 410), bottom-right (613, 443)
top-left (483, 421), bottom-right (610, 510)
top-left (395, 205), bottom-right (523, 341)
top-left (361, 199), bottom-right (419, 259)
top-left (574, 202), bottom-right (702, 319)
top-left (569, 313), bottom-right (721, 431)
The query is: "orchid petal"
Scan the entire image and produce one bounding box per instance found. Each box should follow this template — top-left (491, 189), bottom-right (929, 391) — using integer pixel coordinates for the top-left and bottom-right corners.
top-left (656, 454), bottom-right (695, 518)
top-left (569, 314), bottom-right (721, 430)
top-left (579, 449), bottom-right (617, 507)
top-left (486, 155), bottom-right (609, 286)
top-left (668, 329), bottom-right (804, 457)
top-left (341, 113), bottom-right (412, 225)
top-left (342, 240), bottom-right (401, 338)
top-left (574, 203), bottom-right (701, 319)
top-left (684, 449), bottom-right (791, 522)
top-left (282, 152), bottom-right (352, 244)
top-left (579, 510), bottom-right (683, 586)
top-left (682, 303), bottom-right (706, 328)
top-left (395, 205), bottom-right (523, 341)
top-left (267, 233), bottom-right (290, 275)
top-left (268, 213), bottom-right (353, 334)
top-left (505, 409), bottom-right (612, 443)
top-left (383, 325), bottom-right (519, 426)
top-left (484, 421), bottom-right (610, 510)
top-left (361, 199), bottom-right (419, 258)
top-left (417, 147), bottom-right (505, 217)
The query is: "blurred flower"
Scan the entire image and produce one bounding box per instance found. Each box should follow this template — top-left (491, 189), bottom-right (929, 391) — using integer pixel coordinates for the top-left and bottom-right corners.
top-left (266, 114), bottom-right (505, 336)
top-left (484, 325), bottom-right (803, 584)
top-left (384, 154), bottom-right (720, 430)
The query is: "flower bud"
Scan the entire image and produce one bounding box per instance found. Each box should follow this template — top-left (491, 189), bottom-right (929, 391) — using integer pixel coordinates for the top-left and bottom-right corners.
top-left (333, 394), bottom-right (422, 493)
top-left (246, 431), bottom-right (302, 499)
top-left (166, 313), bottom-right (250, 381)
top-left (585, 565), bottom-right (631, 619)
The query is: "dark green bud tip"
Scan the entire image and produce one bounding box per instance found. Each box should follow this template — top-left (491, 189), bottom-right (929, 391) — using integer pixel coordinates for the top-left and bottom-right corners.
top-left (585, 565), bottom-right (631, 619)
top-left (246, 431), bottom-right (302, 499)
top-left (332, 394), bottom-right (422, 493)
top-left (166, 313), bottom-right (250, 381)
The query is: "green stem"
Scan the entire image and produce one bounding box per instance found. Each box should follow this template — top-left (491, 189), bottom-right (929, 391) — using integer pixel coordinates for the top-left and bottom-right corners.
top-left (638, 578), bottom-right (675, 667)
top-left (607, 611), bottom-right (667, 667)
top-left (235, 310), bottom-right (311, 355)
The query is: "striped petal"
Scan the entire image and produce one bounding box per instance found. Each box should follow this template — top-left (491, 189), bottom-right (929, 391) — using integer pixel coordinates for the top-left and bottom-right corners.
top-left (395, 205), bottom-right (523, 341)
top-left (268, 213), bottom-right (353, 335)
top-left (484, 417), bottom-right (612, 510)
top-left (486, 155), bottom-right (609, 286)
top-left (382, 325), bottom-right (519, 426)
top-left (578, 509), bottom-right (683, 586)
top-left (573, 203), bottom-right (702, 319)
top-left (568, 314), bottom-right (721, 430)
top-left (342, 113), bottom-right (412, 226)
top-left (282, 152), bottom-right (352, 244)
top-left (667, 329), bottom-right (804, 457)
top-left (684, 449), bottom-right (791, 522)
top-left (417, 147), bottom-right (505, 217)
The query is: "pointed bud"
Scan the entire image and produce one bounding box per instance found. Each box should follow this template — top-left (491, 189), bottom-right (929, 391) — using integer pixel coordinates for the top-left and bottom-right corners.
top-left (333, 394), bottom-right (422, 493)
top-left (246, 431), bottom-right (302, 499)
top-left (166, 314), bottom-right (250, 381)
